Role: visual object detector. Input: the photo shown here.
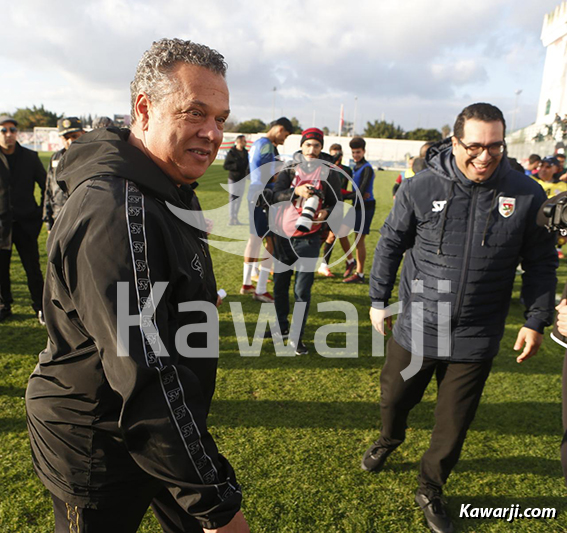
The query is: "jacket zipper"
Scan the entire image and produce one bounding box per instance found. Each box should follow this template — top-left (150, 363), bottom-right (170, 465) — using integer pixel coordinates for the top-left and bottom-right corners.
top-left (453, 185), bottom-right (478, 327)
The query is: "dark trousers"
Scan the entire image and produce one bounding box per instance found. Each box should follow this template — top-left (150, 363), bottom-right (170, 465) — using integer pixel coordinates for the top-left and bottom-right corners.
top-left (0, 220), bottom-right (44, 312)
top-left (228, 179), bottom-right (245, 221)
top-left (562, 352), bottom-right (567, 485)
top-left (377, 337), bottom-right (493, 493)
top-left (273, 234), bottom-right (320, 339)
top-left (51, 486), bottom-right (204, 533)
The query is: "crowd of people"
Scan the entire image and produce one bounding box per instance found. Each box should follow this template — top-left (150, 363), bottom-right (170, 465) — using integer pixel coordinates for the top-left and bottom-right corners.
top-left (1, 37), bottom-right (567, 533)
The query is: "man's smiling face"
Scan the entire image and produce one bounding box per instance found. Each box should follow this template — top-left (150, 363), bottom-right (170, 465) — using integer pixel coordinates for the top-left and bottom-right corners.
top-left (452, 119), bottom-right (504, 183)
top-left (140, 63), bottom-right (230, 185)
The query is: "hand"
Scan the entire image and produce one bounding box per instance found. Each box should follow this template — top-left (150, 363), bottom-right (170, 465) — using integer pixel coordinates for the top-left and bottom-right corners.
top-left (314, 209), bottom-right (329, 222)
top-left (514, 327), bottom-right (543, 363)
top-left (369, 307), bottom-right (392, 336)
top-left (204, 511), bottom-right (249, 533)
top-left (294, 184), bottom-right (315, 199)
top-left (205, 218), bottom-right (214, 236)
top-left (363, 192), bottom-right (370, 200)
top-left (559, 172), bottom-right (567, 182)
top-left (216, 295), bottom-right (223, 308)
top-left (556, 298), bottom-right (567, 335)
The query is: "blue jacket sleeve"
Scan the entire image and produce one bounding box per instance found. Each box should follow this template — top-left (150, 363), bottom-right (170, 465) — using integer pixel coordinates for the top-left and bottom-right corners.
top-left (369, 178), bottom-right (417, 305)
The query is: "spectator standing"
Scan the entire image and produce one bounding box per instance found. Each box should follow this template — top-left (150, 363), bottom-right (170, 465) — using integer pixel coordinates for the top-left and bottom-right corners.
top-left (534, 156), bottom-right (567, 198)
top-left (223, 135), bottom-right (248, 225)
top-left (43, 117), bottom-right (85, 231)
top-left (0, 115), bottom-right (46, 323)
top-left (241, 117), bottom-right (293, 302)
top-left (269, 128), bottom-right (339, 355)
top-left (556, 152), bottom-right (567, 182)
top-left (92, 116), bottom-right (115, 129)
top-left (343, 136), bottom-right (375, 284)
top-left (317, 143), bottom-right (355, 277)
top-left (524, 153), bottom-right (541, 176)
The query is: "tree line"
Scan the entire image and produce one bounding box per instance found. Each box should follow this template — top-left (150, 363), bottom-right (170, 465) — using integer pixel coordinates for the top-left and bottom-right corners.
top-left (363, 120), bottom-right (451, 141)
top-left (229, 117), bottom-right (450, 141)
top-left (0, 105), bottom-right (97, 130)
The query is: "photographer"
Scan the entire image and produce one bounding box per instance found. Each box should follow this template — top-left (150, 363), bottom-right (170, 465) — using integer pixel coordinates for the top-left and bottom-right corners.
top-left (268, 128), bottom-right (339, 355)
top-left (542, 191), bottom-right (567, 485)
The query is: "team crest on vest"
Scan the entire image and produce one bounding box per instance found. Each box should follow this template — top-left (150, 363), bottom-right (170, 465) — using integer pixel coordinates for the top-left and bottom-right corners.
top-left (432, 201), bottom-right (447, 213)
top-left (498, 197), bottom-right (516, 218)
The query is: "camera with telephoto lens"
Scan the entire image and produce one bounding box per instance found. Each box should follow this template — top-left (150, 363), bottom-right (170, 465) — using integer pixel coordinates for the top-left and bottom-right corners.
top-left (539, 192), bottom-right (567, 234)
top-left (295, 185), bottom-right (324, 233)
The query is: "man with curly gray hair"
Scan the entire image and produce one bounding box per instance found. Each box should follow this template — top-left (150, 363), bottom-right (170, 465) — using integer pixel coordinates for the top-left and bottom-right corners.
top-left (26, 38), bottom-right (249, 533)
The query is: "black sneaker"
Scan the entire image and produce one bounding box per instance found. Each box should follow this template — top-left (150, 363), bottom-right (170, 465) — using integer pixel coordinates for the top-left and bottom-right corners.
top-left (37, 310), bottom-right (46, 326)
top-left (289, 339), bottom-right (308, 355)
top-left (264, 327), bottom-right (289, 340)
top-left (361, 440), bottom-right (396, 472)
top-left (0, 307), bottom-right (12, 322)
top-left (415, 489), bottom-right (454, 533)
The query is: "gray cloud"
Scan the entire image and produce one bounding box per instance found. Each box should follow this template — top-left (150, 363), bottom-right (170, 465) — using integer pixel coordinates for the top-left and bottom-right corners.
top-left (0, 0), bottom-right (559, 130)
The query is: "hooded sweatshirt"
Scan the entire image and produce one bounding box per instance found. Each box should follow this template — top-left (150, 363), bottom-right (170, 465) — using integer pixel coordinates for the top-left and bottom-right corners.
top-left (369, 139), bottom-right (558, 361)
top-left (25, 128), bottom-right (241, 528)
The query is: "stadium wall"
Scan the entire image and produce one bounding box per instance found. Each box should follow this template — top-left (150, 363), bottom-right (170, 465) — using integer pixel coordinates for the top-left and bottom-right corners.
top-left (219, 132), bottom-right (428, 169)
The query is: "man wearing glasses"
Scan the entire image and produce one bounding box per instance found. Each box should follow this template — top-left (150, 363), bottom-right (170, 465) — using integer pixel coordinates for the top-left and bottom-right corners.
top-left (0, 115), bottom-right (46, 323)
top-left (363, 103), bottom-right (557, 533)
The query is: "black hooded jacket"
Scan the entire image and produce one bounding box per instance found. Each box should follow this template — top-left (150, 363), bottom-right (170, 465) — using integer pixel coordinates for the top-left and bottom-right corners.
top-left (369, 139), bottom-right (558, 361)
top-left (25, 128), bottom-right (241, 528)
top-left (0, 142), bottom-right (46, 248)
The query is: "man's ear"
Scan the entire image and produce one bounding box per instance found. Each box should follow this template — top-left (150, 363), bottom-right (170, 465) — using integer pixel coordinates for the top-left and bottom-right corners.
top-left (451, 136), bottom-right (458, 155)
top-left (134, 92), bottom-right (151, 131)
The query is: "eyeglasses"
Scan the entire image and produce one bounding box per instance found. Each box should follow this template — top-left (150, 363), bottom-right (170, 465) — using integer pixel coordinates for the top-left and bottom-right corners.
top-left (0, 127), bottom-right (17, 134)
top-left (457, 137), bottom-right (505, 157)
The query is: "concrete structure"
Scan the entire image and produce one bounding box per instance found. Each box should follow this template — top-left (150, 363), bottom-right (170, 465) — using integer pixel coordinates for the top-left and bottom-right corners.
top-left (506, 2), bottom-right (567, 160)
top-left (219, 132), bottom-right (427, 170)
top-left (536, 1), bottom-right (567, 126)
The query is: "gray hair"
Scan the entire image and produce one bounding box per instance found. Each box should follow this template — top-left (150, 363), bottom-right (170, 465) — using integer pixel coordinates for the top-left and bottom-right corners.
top-left (130, 38), bottom-right (227, 123)
top-left (92, 116), bottom-right (115, 129)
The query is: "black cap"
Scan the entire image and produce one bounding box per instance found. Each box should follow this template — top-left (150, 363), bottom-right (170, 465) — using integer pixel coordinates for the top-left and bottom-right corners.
top-left (542, 156), bottom-right (560, 166)
top-left (271, 117), bottom-right (293, 134)
top-left (57, 117), bottom-right (84, 136)
top-left (0, 115), bottom-right (17, 126)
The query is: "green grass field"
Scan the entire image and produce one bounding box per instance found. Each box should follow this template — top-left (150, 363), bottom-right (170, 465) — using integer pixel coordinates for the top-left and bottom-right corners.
top-left (0, 154), bottom-right (566, 531)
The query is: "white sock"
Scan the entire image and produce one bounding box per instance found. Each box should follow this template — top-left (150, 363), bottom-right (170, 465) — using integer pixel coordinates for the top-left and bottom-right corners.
top-left (252, 262), bottom-right (260, 277)
top-left (243, 262), bottom-right (254, 286)
top-left (255, 266), bottom-right (270, 294)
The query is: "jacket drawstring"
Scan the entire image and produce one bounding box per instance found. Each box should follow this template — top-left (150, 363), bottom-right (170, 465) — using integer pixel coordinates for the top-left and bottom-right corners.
top-left (481, 188), bottom-right (498, 247)
top-left (437, 181), bottom-right (455, 255)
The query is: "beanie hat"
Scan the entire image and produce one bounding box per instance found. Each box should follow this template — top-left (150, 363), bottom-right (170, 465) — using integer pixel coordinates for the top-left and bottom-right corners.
top-left (300, 127), bottom-right (324, 148)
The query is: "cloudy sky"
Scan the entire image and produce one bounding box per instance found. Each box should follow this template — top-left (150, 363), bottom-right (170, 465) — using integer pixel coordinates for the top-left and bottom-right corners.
top-left (0, 0), bottom-right (562, 133)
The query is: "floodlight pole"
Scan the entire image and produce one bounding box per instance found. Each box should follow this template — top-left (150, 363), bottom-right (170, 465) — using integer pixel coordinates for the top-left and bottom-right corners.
top-left (353, 96), bottom-right (358, 136)
top-left (272, 87), bottom-right (277, 121)
top-left (512, 89), bottom-right (522, 133)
